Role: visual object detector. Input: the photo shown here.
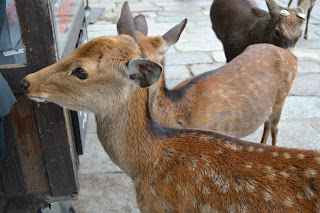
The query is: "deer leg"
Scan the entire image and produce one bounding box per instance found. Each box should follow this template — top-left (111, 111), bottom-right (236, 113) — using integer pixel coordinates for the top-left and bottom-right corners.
top-left (271, 125), bottom-right (279, 146)
top-left (269, 104), bottom-right (284, 146)
top-left (304, 7), bottom-right (313, 40)
top-left (260, 120), bottom-right (271, 144)
top-left (288, 0), bottom-right (294, 7)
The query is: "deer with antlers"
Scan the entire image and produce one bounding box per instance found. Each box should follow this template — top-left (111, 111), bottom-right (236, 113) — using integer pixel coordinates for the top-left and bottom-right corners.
top-left (117, 3), bottom-right (298, 146)
top-left (210, 0), bottom-right (310, 62)
top-left (288, 0), bottom-right (315, 39)
top-left (23, 2), bottom-right (320, 212)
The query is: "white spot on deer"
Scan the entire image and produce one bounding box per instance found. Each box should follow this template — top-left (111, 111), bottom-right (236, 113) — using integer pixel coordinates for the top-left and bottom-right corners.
top-left (162, 202), bottom-right (172, 212)
top-left (245, 179), bottom-right (255, 192)
top-left (247, 146), bottom-right (254, 152)
top-left (228, 204), bottom-right (236, 213)
top-left (176, 184), bottom-right (181, 192)
top-left (240, 203), bottom-right (249, 213)
top-left (296, 192), bottom-right (304, 200)
top-left (306, 186), bottom-right (315, 200)
top-left (191, 198), bottom-right (196, 208)
top-left (257, 148), bottom-right (264, 152)
top-left (284, 196), bottom-right (294, 207)
top-left (245, 162), bottom-right (252, 169)
top-left (215, 174), bottom-right (229, 193)
top-left (297, 154), bottom-right (305, 159)
top-left (151, 182), bottom-right (156, 195)
top-left (264, 190), bottom-right (272, 201)
top-left (315, 157), bottom-right (320, 164)
top-left (166, 173), bottom-right (172, 182)
top-left (271, 152), bottom-right (278, 157)
top-left (195, 176), bottom-right (203, 184)
top-left (163, 148), bottom-right (174, 159)
top-left (283, 152), bottom-right (291, 159)
top-left (280, 171), bottom-right (290, 178)
top-left (223, 141), bottom-right (242, 151)
top-left (214, 148), bottom-right (223, 155)
top-left (200, 203), bottom-right (212, 213)
top-left (287, 72), bottom-right (292, 81)
top-left (203, 186), bottom-right (210, 195)
top-left (305, 168), bottom-right (317, 178)
top-left (154, 159), bottom-right (159, 167)
top-left (266, 166), bottom-right (276, 179)
top-left (189, 159), bottom-right (198, 170)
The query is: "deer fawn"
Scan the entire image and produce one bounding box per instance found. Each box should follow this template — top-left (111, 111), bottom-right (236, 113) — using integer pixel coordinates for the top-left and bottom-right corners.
top-left (288, 0), bottom-right (315, 39)
top-left (23, 3), bottom-right (320, 212)
top-left (210, 0), bottom-right (310, 62)
top-left (117, 3), bottom-right (297, 145)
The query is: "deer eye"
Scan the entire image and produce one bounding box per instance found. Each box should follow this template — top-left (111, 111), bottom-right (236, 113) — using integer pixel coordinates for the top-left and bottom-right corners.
top-left (72, 67), bottom-right (88, 80)
top-left (274, 29), bottom-right (280, 37)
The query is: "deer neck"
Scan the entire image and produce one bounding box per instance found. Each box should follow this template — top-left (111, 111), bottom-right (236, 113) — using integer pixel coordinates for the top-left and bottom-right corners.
top-left (95, 85), bottom-right (163, 179)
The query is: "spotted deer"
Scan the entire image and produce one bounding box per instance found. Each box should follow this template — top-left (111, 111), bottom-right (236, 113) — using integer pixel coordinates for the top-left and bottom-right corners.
top-left (210, 0), bottom-right (310, 62)
top-left (23, 7), bottom-right (320, 213)
top-left (117, 3), bottom-right (298, 146)
top-left (288, 0), bottom-right (315, 39)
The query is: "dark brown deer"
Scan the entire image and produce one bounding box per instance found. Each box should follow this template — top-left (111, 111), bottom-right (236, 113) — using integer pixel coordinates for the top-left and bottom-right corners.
top-left (117, 3), bottom-right (298, 146)
top-left (23, 13), bottom-right (320, 212)
top-left (210, 0), bottom-right (310, 62)
top-left (288, 0), bottom-right (315, 39)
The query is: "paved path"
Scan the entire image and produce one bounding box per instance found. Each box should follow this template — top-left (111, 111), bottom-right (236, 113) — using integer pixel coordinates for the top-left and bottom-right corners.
top-left (74, 0), bottom-right (320, 212)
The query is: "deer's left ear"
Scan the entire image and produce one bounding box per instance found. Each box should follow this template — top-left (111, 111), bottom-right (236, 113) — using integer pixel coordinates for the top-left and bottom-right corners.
top-left (126, 58), bottom-right (162, 88)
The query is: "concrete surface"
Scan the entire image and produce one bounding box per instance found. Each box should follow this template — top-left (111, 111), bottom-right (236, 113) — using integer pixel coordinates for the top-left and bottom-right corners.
top-left (73, 0), bottom-right (320, 212)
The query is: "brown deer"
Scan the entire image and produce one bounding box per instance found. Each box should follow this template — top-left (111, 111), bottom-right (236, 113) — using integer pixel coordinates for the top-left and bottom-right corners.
top-left (210, 0), bottom-right (310, 62)
top-left (23, 18), bottom-right (320, 212)
top-left (117, 3), bottom-right (298, 146)
top-left (288, 0), bottom-right (315, 39)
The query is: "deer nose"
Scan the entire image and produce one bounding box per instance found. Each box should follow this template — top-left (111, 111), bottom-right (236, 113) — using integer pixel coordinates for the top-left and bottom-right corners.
top-left (21, 80), bottom-right (30, 92)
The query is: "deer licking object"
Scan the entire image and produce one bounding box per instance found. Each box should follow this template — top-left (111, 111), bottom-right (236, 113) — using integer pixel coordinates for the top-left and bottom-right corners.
top-left (118, 3), bottom-right (298, 145)
top-left (288, 0), bottom-right (316, 39)
top-left (23, 5), bottom-right (320, 213)
top-left (210, 0), bottom-right (310, 62)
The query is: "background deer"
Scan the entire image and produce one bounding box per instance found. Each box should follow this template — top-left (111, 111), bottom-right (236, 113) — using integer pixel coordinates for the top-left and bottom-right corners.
top-left (210, 0), bottom-right (310, 62)
top-left (117, 3), bottom-right (298, 146)
top-left (23, 19), bottom-right (320, 212)
top-left (288, 0), bottom-right (315, 39)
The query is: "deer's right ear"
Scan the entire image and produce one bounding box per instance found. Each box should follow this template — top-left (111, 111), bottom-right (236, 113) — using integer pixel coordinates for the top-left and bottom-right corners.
top-left (133, 15), bottom-right (148, 36)
top-left (117, 1), bottom-right (137, 41)
top-left (126, 58), bottom-right (162, 88)
top-left (162, 19), bottom-right (187, 50)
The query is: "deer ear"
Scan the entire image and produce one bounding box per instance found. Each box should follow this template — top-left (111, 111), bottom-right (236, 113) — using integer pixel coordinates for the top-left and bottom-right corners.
top-left (162, 19), bottom-right (187, 49)
top-left (126, 58), bottom-right (162, 88)
top-left (117, 1), bottom-right (137, 41)
top-left (133, 15), bottom-right (148, 36)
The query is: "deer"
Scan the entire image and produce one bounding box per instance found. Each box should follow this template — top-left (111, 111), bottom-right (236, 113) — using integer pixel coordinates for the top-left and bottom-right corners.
top-left (22, 14), bottom-right (320, 212)
top-left (210, 0), bottom-right (310, 62)
top-left (117, 2), bottom-right (298, 146)
top-left (288, 0), bottom-right (315, 39)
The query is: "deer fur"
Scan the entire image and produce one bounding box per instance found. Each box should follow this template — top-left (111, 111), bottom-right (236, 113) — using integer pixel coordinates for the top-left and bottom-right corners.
top-left (288, 0), bottom-right (315, 39)
top-left (118, 4), bottom-right (298, 145)
top-left (23, 22), bottom-right (320, 212)
top-left (210, 0), bottom-right (310, 62)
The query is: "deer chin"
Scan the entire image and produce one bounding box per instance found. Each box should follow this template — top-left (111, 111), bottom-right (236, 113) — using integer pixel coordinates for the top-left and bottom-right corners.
top-left (28, 95), bottom-right (48, 103)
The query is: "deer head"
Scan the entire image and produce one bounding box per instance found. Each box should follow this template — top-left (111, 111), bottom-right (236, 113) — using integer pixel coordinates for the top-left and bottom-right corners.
top-left (266, 0), bottom-right (309, 48)
top-left (23, 35), bottom-right (162, 114)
